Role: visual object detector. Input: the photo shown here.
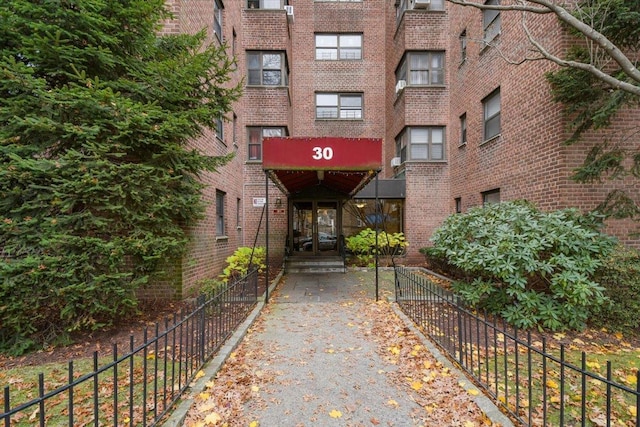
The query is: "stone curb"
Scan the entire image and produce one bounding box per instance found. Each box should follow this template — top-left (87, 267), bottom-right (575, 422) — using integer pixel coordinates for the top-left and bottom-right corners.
top-left (389, 299), bottom-right (515, 427)
top-left (161, 269), bottom-right (284, 427)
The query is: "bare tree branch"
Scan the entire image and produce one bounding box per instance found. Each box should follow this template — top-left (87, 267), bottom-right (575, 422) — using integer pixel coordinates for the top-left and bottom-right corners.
top-left (447, 0), bottom-right (640, 94)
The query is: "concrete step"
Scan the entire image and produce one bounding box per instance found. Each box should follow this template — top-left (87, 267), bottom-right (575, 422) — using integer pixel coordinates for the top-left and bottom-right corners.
top-left (285, 256), bottom-right (346, 274)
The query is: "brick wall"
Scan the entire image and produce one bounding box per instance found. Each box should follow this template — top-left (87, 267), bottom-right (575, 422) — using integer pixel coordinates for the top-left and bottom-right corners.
top-left (447, 2), bottom-right (640, 247)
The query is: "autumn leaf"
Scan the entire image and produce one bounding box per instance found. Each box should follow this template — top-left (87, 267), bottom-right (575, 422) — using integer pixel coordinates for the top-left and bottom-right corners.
top-left (411, 380), bottom-right (423, 391)
top-left (249, 421), bottom-right (259, 427)
top-left (467, 389), bottom-right (480, 396)
top-left (546, 379), bottom-right (559, 389)
top-left (194, 370), bottom-right (205, 380)
top-left (204, 412), bottom-right (222, 425)
top-left (586, 361), bottom-right (601, 370)
top-left (329, 409), bottom-right (343, 418)
top-left (387, 399), bottom-right (399, 407)
top-left (388, 346), bottom-right (400, 355)
top-left (463, 421), bottom-right (475, 427)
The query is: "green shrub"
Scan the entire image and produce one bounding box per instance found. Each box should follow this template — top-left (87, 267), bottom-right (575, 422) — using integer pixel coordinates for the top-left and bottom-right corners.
top-left (219, 247), bottom-right (265, 284)
top-left (427, 200), bottom-right (617, 331)
top-left (196, 278), bottom-right (227, 298)
top-left (590, 246), bottom-right (640, 334)
top-left (346, 229), bottom-right (407, 267)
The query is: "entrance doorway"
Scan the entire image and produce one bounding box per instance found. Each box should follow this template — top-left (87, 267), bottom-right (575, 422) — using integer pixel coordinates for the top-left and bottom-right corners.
top-left (292, 200), bottom-right (340, 255)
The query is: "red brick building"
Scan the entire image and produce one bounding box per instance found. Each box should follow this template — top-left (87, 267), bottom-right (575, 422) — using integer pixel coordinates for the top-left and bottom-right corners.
top-left (161, 0), bottom-right (639, 296)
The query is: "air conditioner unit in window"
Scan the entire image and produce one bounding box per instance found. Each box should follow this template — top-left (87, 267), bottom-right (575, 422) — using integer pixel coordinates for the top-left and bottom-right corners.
top-left (390, 157), bottom-right (402, 167)
top-left (284, 5), bottom-right (294, 17)
top-left (413, 0), bottom-right (431, 9)
top-left (395, 80), bottom-right (406, 94)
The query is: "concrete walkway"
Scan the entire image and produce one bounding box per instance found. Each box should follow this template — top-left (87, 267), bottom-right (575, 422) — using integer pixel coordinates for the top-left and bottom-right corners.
top-left (168, 270), bottom-right (513, 427)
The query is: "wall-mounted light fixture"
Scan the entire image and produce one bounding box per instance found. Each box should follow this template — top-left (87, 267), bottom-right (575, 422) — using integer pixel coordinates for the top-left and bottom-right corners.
top-left (275, 197), bottom-right (282, 207)
top-left (355, 200), bottom-right (366, 209)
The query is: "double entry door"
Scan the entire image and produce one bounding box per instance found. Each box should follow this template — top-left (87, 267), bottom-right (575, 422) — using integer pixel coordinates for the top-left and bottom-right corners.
top-left (292, 200), bottom-right (340, 255)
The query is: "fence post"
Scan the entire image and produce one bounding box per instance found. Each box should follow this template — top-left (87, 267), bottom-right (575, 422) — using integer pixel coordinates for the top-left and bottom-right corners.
top-left (456, 295), bottom-right (463, 365)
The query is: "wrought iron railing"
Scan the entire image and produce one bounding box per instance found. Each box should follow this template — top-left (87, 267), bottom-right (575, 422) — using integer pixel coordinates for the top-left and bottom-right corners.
top-left (394, 266), bottom-right (640, 427)
top-left (1, 268), bottom-right (259, 426)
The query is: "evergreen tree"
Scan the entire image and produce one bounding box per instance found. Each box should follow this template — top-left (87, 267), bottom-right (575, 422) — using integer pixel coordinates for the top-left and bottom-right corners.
top-left (0, 0), bottom-right (241, 353)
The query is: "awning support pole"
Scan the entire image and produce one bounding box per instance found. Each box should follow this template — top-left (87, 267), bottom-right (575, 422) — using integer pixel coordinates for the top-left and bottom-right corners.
top-left (375, 171), bottom-right (379, 301)
top-left (265, 170), bottom-right (270, 303)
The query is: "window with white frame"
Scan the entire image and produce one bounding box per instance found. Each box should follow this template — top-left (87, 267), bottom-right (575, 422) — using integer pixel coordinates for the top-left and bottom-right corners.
top-left (215, 117), bottom-right (224, 142)
top-left (483, 0), bottom-right (501, 43)
top-left (459, 113), bottom-right (467, 146)
top-left (315, 93), bottom-right (363, 119)
top-left (315, 34), bottom-right (362, 60)
top-left (396, 127), bottom-right (446, 162)
top-left (247, 126), bottom-right (286, 161)
top-left (483, 88), bottom-right (501, 141)
top-left (216, 190), bottom-right (226, 235)
top-left (395, 51), bottom-right (444, 86)
top-left (247, 0), bottom-right (282, 9)
top-left (213, 0), bottom-right (223, 42)
top-left (247, 51), bottom-right (287, 86)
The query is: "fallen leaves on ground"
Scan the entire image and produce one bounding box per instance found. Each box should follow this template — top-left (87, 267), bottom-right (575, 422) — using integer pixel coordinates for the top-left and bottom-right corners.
top-left (362, 299), bottom-right (502, 426)
top-left (181, 282), bottom-right (503, 426)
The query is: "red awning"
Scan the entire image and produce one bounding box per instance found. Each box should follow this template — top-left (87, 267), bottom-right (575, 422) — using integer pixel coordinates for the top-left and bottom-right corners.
top-left (262, 137), bottom-right (382, 196)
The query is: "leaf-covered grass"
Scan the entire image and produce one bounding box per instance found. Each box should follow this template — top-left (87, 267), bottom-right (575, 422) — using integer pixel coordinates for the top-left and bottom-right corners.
top-left (0, 353), bottom-right (184, 425)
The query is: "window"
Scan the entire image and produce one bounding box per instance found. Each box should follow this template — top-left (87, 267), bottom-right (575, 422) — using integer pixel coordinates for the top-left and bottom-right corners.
top-left (215, 116), bottom-right (224, 142)
top-left (237, 198), bottom-right (241, 227)
top-left (459, 113), bottom-right (467, 146)
top-left (396, 0), bottom-right (444, 20)
top-left (247, 0), bottom-right (282, 8)
top-left (315, 34), bottom-right (362, 60)
top-left (396, 127), bottom-right (446, 161)
top-left (483, 88), bottom-right (501, 140)
top-left (213, 0), bottom-right (223, 42)
top-left (233, 113), bottom-right (238, 146)
top-left (247, 51), bottom-right (287, 86)
top-left (460, 29), bottom-right (467, 63)
top-left (482, 189), bottom-right (500, 206)
top-left (483, 0), bottom-right (501, 43)
top-left (395, 52), bottom-right (444, 86)
top-left (315, 93), bottom-right (363, 119)
top-left (455, 197), bottom-right (462, 213)
top-left (216, 190), bottom-right (226, 235)
top-left (248, 127), bottom-right (286, 161)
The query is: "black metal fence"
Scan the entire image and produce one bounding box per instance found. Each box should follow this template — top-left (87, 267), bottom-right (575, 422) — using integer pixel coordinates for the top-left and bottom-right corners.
top-left (1, 268), bottom-right (259, 426)
top-left (395, 266), bottom-right (640, 427)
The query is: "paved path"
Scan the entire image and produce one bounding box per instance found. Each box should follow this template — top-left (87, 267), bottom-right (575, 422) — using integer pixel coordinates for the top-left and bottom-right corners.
top-left (242, 272), bottom-right (425, 425)
top-left (170, 270), bottom-right (513, 427)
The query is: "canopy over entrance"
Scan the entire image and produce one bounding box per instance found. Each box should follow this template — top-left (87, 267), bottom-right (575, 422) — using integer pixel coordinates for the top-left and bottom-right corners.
top-left (262, 137), bottom-right (382, 196)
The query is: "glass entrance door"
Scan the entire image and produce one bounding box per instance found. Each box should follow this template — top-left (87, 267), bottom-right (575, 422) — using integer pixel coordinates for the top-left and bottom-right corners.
top-left (292, 201), bottom-right (339, 255)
